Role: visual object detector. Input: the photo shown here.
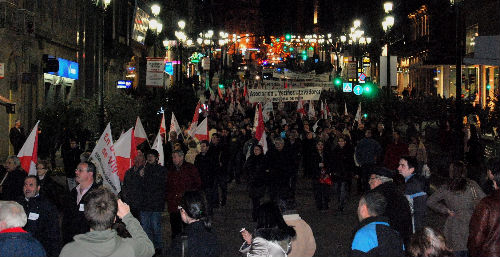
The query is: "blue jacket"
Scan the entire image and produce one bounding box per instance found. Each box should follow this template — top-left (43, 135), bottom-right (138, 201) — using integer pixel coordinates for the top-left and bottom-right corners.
top-left (0, 229), bottom-right (46, 257)
top-left (350, 216), bottom-right (405, 257)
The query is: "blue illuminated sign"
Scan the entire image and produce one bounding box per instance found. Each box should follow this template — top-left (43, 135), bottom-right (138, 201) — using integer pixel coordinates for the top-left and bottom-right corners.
top-left (117, 80), bottom-right (132, 89)
top-left (164, 62), bottom-right (174, 75)
top-left (49, 58), bottom-right (79, 80)
top-left (353, 85), bottom-right (363, 95)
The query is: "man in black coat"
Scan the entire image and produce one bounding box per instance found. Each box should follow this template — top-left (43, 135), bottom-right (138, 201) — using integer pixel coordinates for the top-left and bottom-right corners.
top-left (9, 120), bottom-right (25, 155)
top-left (121, 150), bottom-right (146, 218)
top-left (368, 167), bottom-right (412, 245)
top-left (0, 156), bottom-right (27, 201)
top-left (194, 140), bottom-right (218, 215)
top-left (62, 162), bottom-right (99, 244)
top-left (18, 176), bottom-right (61, 257)
top-left (62, 139), bottom-right (83, 192)
top-left (267, 137), bottom-right (291, 203)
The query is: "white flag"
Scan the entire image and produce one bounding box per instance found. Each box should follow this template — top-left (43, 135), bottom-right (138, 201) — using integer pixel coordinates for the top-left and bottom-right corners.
top-left (89, 123), bottom-right (121, 195)
top-left (152, 131), bottom-right (165, 166)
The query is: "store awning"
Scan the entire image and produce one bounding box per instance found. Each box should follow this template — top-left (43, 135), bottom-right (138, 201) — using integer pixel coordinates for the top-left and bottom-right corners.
top-left (463, 35), bottom-right (500, 66)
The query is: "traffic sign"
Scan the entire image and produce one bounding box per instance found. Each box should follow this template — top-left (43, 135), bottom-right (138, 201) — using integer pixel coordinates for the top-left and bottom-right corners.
top-left (359, 73), bottom-right (366, 81)
top-left (343, 82), bottom-right (353, 92)
top-left (353, 85), bottom-right (363, 95)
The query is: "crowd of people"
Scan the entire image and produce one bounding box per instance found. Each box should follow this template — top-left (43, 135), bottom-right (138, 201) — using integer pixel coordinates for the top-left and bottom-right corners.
top-left (0, 93), bottom-right (499, 257)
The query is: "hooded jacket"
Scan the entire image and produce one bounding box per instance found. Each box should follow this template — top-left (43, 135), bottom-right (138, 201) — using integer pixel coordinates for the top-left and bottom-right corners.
top-left (59, 213), bottom-right (154, 257)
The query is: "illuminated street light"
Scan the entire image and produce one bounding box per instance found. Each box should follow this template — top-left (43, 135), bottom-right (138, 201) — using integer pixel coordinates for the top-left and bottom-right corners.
top-left (151, 4), bottom-right (161, 16)
top-left (178, 20), bottom-right (186, 30)
top-left (353, 19), bottom-right (361, 28)
top-left (384, 2), bottom-right (393, 13)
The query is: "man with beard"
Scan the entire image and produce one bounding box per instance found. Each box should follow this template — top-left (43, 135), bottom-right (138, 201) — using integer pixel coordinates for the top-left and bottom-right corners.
top-left (17, 176), bottom-right (61, 256)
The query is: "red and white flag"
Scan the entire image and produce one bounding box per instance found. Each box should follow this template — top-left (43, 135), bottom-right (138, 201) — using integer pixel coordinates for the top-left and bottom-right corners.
top-left (17, 121), bottom-right (40, 175)
top-left (193, 117), bottom-right (209, 141)
top-left (169, 112), bottom-right (182, 141)
top-left (297, 97), bottom-right (306, 116)
top-left (160, 112), bottom-right (167, 140)
top-left (308, 100), bottom-right (316, 119)
top-left (134, 116), bottom-right (148, 146)
top-left (114, 128), bottom-right (137, 181)
top-left (187, 102), bottom-right (201, 137)
top-left (253, 103), bottom-right (268, 153)
top-left (89, 123), bottom-right (121, 194)
top-left (151, 131), bottom-right (165, 166)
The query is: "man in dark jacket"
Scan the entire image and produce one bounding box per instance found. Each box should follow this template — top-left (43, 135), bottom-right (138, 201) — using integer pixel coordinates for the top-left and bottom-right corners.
top-left (166, 150), bottom-right (201, 240)
top-left (0, 201), bottom-right (46, 257)
top-left (0, 156), bottom-right (26, 201)
top-left (351, 191), bottom-right (405, 257)
top-left (267, 137), bottom-right (291, 203)
top-left (121, 150), bottom-right (146, 218)
top-left (62, 162), bottom-right (99, 244)
top-left (141, 149), bottom-right (167, 254)
top-left (355, 129), bottom-right (382, 192)
top-left (9, 120), bottom-right (25, 155)
top-left (468, 158), bottom-right (500, 257)
top-left (17, 176), bottom-right (61, 256)
top-left (398, 156), bottom-right (427, 233)
top-left (62, 139), bottom-right (83, 191)
top-left (369, 167), bottom-right (413, 245)
top-left (194, 140), bottom-right (218, 215)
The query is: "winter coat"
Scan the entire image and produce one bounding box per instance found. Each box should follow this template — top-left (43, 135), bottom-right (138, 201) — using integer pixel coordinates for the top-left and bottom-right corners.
top-left (372, 182), bottom-right (413, 244)
top-left (39, 172), bottom-right (68, 211)
top-left (194, 152), bottom-right (217, 190)
top-left (168, 221), bottom-right (220, 257)
top-left (17, 195), bottom-right (61, 257)
top-left (355, 138), bottom-right (382, 166)
top-left (350, 216), bottom-right (405, 257)
top-left (239, 228), bottom-right (293, 257)
top-left (62, 183), bottom-right (99, 244)
top-left (404, 174), bottom-right (427, 232)
top-left (0, 167), bottom-right (27, 201)
top-left (0, 228), bottom-right (46, 257)
top-left (468, 190), bottom-right (500, 257)
top-left (141, 163), bottom-right (167, 212)
top-left (244, 154), bottom-right (269, 199)
top-left (283, 213), bottom-right (316, 257)
top-left (330, 144), bottom-right (355, 181)
top-left (165, 162), bottom-right (201, 213)
top-left (60, 213), bottom-right (154, 257)
top-left (121, 165), bottom-right (146, 214)
top-left (62, 147), bottom-right (83, 178)
top-left (427, 179), bottom-right (485, 251)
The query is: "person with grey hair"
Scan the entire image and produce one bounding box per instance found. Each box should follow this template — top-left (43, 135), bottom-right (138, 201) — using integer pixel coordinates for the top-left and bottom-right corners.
top-left (0, 201), bottom-right (46, 257)
top-left (351, 191), bottom-right (405, 257)
top-left (166, 149), bottom-right (202, 240)
top-left (0, 156), bottom-right (27, 201)
top-left (369, 167), bottom-right (413, 245)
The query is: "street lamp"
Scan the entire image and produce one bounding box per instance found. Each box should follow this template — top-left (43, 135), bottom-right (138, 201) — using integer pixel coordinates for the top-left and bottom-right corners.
top-left (175, 20), bottom-right (188, 85)
top-left (93, 0), bottom-right (111, 132)
top-left (347, 21), bottom-right (371, 86)
top-left (151, 4), bottom-right (160, 16)
top-left (382, 1), bottom-right (394, 96)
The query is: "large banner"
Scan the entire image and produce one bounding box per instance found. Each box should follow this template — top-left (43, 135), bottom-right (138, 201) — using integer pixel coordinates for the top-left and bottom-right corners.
top-left (248, 87), bottom-right (323, 103)
top-left (146, 57), bottom-right (165, 87)
top-left (90, 123), bottom-right (121, 195)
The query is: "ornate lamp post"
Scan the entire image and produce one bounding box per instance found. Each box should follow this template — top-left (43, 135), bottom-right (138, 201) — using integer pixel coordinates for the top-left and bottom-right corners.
top-left (382, 2), bottom-right (394, 96)
top-left (175, 20), bottom-right (187, 85)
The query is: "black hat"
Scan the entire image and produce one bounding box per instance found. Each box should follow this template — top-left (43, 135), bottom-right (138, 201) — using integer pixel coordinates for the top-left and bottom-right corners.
top-left (370, 167), bottom-right (394, 179)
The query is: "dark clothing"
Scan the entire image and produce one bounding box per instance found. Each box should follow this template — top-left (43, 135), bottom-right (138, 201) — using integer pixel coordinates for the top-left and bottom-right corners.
top-left (371, 182), bottom-right (413, 244)
top-left (302, 138), bottom-right (316, 178)
top-left (62, 183), bottom-right (99, 244)
top-left (17, 195), bottom-right (61, 257)
top-left (350, 216), bottom-right (405, 257)
top-left (244, 153), bottom-right (269, 219)
top-left (121, 165), bottom-right (146, 217)
top-left (383, 142), bottom-right (409, 171)
top-left (404, 174), bottom-right (428, 233)
top-left (39, 173), bottom-right (67, 211)
top-left (142, 163), bottom-right (167, 212)
top-left (62, 147), bottom-right (82, 178)
top-left (165, 162), bottom-right (202, 213)
top-left (9, 126), bottom-right (25, 155)
top-left (468, 190), bottom-right (500, 257)
top-left (169, 221), bottom-right (220, 257)
top-left (267, 148), bottom-right (292, 202)
top-left (355, 138), bottom-right (382, 167)
top-left (331, 144), bottom-right (355, 210)
top-left (0, 168), bottom-right (27, 201)
top-left (194, 152), bottom-right (218, 213)
top-left (310, 150), bottom-right (331, 210)
top-left (0, 228), bottom-right (46, 257)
